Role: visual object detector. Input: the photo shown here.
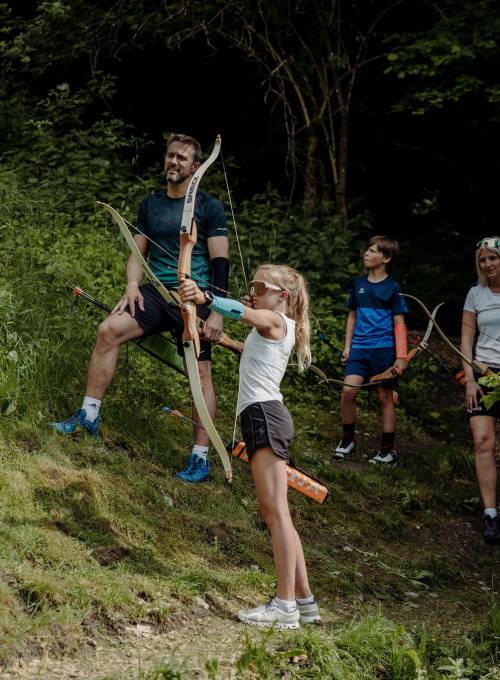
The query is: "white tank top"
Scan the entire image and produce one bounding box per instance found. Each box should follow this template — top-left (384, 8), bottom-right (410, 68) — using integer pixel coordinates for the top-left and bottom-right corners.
top-left (236, 313), bottom-right (296, 416)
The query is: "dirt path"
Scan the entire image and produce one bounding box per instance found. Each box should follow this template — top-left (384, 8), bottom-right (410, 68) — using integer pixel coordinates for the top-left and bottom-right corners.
top-left (3, 615), bottom-right (246, 679)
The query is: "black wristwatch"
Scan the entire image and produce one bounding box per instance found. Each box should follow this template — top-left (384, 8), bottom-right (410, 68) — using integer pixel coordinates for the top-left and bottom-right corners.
top-left (203, 290), bottom-right (215, 307)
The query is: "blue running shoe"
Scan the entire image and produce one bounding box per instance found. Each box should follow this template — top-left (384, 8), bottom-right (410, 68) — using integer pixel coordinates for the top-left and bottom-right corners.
top-left (177, 455), bottom-right (210, 483)
top-left (50, 409), bottom-right (100, 436)
top-left (175, 453), bottom-right (198, 479)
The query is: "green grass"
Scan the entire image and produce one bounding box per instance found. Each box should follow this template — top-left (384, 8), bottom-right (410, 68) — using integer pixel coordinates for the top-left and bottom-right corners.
top-left (0, 401), bottom-right (499, 677)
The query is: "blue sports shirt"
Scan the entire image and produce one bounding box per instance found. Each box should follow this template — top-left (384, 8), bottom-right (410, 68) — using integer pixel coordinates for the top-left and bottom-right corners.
top-left (347, 275), bottom-right (407, 349)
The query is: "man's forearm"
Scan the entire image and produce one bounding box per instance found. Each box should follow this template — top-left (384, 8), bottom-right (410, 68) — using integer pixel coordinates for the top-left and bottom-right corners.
top-left (126, 254), bottom-right (145, 286)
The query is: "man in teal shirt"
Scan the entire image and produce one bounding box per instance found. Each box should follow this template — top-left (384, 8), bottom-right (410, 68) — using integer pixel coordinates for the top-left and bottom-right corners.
top-left (52, 134), bottom-right (230, 483)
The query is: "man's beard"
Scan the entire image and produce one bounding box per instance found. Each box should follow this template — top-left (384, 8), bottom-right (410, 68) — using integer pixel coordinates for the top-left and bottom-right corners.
top-left (166, 171), bottom-right (188, 185)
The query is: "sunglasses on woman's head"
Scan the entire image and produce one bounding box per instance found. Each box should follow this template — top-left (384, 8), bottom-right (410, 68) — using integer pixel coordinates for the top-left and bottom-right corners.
top-left (476, 237), bottom-right (500, 250)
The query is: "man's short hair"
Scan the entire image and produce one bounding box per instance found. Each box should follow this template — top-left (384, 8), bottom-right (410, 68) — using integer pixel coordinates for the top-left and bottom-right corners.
top-left (366, 235), bottom-right (400, 261)
top-left (166, 133), bottom-right (202, 163)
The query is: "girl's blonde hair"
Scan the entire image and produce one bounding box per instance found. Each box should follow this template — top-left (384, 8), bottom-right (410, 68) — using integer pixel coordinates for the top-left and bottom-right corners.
top-left (475, 237), bottom-right (500, 285)
top-left (256, 264), bottom-right (311, 372)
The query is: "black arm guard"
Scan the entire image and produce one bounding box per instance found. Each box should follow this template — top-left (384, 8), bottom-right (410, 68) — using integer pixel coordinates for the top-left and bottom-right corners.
top-left (209, 257), bottom-right (230, 298)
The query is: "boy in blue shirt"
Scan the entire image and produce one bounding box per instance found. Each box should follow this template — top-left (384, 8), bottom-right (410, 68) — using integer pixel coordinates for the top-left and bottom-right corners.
top-left (334, 236), bottom-right (408, 465)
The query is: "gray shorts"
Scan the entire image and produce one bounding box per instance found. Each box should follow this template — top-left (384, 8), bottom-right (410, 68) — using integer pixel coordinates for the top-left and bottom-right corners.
top-left (240, 400), bottom-right (294, 462)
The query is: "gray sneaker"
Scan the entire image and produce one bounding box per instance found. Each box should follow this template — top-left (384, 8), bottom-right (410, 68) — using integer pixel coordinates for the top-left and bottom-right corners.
top-left (297, 599), bottom-right (321, 623)
top-left (237, 598), bottom-right (300, 629)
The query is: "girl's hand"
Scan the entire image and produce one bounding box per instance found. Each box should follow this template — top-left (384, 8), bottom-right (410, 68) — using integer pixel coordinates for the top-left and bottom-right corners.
top-left (465, 379), bottom-right (483, 413)
top-left (178, 279), bottom-right (205, 305)
top-left (341, 348), bottom-right (350, 365)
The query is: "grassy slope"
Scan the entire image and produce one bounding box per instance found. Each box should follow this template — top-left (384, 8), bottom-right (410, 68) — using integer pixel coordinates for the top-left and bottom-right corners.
top-left (0, 169), bottom-right (498, 677)
top-left (0, 342), bottom-right (499, 679)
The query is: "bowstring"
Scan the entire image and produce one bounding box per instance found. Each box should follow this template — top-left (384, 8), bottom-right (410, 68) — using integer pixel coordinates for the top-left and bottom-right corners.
top-left (220, 149), bottom-right (250, 450)
top-left (221, 150), bottom-right (249, 295)
top-left (439, 307), bottom-right (500, 351)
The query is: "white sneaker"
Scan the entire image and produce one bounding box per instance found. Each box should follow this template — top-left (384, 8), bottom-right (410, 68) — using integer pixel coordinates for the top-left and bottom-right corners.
top-left (369, 449), bottom-right (398, 465)
top-left (333, 437), bottom-right (356, 459)
top-left (297, 599), bottom-right (321, 623)
top-left (237, 599), bottom-right (300, 629)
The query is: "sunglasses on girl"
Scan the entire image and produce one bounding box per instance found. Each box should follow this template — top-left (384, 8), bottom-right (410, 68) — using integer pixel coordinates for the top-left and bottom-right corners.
top-left (250, 280), bottom-right (284, 296)
top-left (476, 237), bottom-right (500, 250)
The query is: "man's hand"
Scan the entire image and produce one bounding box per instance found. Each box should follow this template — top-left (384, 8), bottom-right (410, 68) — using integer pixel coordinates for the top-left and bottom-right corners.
top-left (393, 358), bottom-right (408, 376)
top-left (202, 311), bottom-right (224, 342)
top-left (178, 279), bottom-right (205, 305)
top-left (112, 282), bottom-right (145, 317)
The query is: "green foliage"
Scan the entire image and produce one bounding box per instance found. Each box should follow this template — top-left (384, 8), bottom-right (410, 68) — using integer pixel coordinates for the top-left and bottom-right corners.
top-left (479, 373), bottom-right (500, 409)
top-left (2, 74), bottom-right (145, 213)
top-left (385, 0), bottom-right (500, 116)
top-left (232, 190), bottom-right (372, 302)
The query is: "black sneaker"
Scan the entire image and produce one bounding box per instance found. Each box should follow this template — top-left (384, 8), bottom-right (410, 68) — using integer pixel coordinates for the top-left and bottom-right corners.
top-left (333, 437), bottom-right (356, 460)
top-left (482, 514), bottom-right (500, 544)
top-left (369, 449), bottom-right (398, 466)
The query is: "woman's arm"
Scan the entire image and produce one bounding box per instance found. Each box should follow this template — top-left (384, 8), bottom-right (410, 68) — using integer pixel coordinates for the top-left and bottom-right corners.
top-left (461, 309), bottom-right (482, 410)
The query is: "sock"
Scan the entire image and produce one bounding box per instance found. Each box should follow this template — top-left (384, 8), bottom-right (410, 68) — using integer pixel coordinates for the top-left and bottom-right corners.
top-left (274, 597), bottom-right (297, 612)
top-left (381, 432), bottom-right (395, 450)
top-left (342, 423), bottom-right (355, 439)
top-left (192, 445), bottom-right (209, 462)
top-left (81, 396), bottom-right (101, 422)
top-left (484, 508), bottom-right (497, 519)
top-left (296, 594), bottom-right (315, 605)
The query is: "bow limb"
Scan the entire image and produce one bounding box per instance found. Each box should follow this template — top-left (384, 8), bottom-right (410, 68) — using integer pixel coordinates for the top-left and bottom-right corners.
top-left (369, 302), bottom-right (444, 384)
top-left (178, 135), bottom-right (232, 483)
top-left (98, 201), bottom-right (178, 306)
top-left (401, 293), bottom-right (494, 377)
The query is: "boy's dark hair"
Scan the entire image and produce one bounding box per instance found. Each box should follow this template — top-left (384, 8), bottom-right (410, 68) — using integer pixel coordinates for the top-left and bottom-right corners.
top-left (366, 235), bottom-right (400, 262)
top-left (166, 133), bottom-right (202, 163)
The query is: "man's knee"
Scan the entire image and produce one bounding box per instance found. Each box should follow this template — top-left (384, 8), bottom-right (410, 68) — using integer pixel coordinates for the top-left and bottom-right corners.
top-left (96, 316), bottom-right (133, 349)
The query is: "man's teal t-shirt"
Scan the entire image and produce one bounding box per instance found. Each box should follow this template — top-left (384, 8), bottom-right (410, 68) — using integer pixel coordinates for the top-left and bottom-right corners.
top-left (137, 189), bottom-right (228, 288)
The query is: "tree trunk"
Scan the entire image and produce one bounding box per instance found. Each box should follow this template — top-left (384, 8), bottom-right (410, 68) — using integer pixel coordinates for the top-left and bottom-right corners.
top-left (335, 107), bottom-right (349, 230)
top-left (303, 129), bottom-right (319, 214)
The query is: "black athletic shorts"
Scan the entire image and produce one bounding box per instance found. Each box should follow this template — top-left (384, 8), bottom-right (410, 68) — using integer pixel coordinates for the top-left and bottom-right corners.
top-left (126, 283), bottom-right (212, 361)
top-left (240, 400), bottom-right (294, 462)
top-left (468, 368), bottom-right (500, 419)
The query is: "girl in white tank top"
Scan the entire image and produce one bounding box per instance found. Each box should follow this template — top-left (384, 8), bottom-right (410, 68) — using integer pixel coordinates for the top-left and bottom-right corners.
top-left (179, 264), bottom-right (320, 629)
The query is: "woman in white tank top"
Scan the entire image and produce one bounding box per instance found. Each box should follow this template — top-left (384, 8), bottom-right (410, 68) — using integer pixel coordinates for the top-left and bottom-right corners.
top-left (179, 264), bottom-right (320, 629)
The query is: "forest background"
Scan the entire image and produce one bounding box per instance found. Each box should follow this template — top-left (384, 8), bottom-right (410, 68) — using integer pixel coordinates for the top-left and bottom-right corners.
top-left (1, 1), bottom-right (500, 678)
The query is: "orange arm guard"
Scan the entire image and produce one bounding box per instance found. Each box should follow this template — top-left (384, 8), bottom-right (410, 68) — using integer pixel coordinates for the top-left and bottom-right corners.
top-left (394, 323), bottom-right (408, 359)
